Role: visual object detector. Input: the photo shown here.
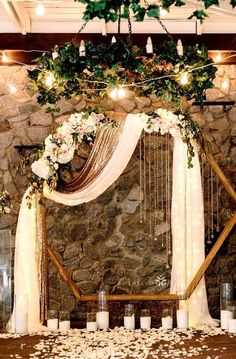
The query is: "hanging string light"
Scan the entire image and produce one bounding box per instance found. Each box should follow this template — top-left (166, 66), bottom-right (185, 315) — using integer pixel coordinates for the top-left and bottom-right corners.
top-left (1, 51), bottom-right (9, 63)
top-left (109, 86), bottom-right (126, 99)
top-left (215, 52), bottom-right (222, 62)
top-left (9, 84), bottom-right (17, 94)
top-left (179, 72), bottom-right (189, 86)
top-left (36, 2), bottom-right (45, 16)
top-left (44, 72), bottom-right (55, 87)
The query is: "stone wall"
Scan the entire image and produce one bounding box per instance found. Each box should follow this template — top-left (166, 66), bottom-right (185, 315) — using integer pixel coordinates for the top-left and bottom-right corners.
top-left (0, 64), bottom-right (235, 323)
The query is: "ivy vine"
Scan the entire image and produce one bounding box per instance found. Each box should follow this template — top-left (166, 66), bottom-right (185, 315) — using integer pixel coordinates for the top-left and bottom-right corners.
top-left (28, 39), bottom-right (217, 112)
top-left (75, 0), bottom-right (236, 22)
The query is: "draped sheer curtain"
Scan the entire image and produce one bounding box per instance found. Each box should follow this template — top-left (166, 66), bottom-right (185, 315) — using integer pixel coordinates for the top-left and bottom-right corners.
top-left (8, 114), bottom-right (215, 332)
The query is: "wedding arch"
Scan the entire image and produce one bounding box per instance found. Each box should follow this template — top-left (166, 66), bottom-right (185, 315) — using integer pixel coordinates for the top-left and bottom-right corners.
top-left (7, 105), bottom-right (236, 333)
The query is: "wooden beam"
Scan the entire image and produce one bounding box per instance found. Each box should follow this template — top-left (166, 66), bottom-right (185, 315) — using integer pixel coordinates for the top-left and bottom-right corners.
top-left (78, 294), bottom-right (178, 301)
top-left (186, 213), bottom-right (236, 298)
top-left (1, 0), bottom-right (30, 34)
top-left (206, 152), bottom-right (236, 203)
top-left (12, 1), bottom-right (31, 34)
top-left (47, 244), bottom-right (82, 300)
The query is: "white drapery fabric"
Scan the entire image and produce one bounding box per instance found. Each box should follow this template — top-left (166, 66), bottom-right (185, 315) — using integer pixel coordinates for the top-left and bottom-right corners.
top-left (7, 189), bottom-right (45, 332)
top-left (8, 114), bottom-right (144, 332)
top-left (170, 136), bottom-right (217, 326)
top-left (43, 114), bottom-right (144, 205)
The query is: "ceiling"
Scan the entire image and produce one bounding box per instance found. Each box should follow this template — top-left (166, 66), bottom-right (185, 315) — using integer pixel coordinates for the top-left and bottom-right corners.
top-left (0, 0), bottom-right (235, 35)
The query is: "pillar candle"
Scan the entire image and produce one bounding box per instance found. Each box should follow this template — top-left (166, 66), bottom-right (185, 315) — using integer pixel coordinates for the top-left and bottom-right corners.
top-left (140, 316), bottom-right (151, 330)
top-left (96, 311), bottom-right (109, 330)
top-left (59, 320), bottom-right (70, 330)
top-left (15, 313), bottom-right (28, 335)
top-left (161, 316), bottom-right (173, 329)
top-left (146, 37), bottom-right (153, 54)
top-left (228, 319), bottom-right (236, 334)
top-left (177, 309), bottom-right (189, 329)
top-left (87, 321), bottom-right (97, 331)
top-left (124, 316), bottom-right (135, 330)
top-left (47, 318), bottom-right (58, 330)
top-left (221, 310), bottom-right (233, 330)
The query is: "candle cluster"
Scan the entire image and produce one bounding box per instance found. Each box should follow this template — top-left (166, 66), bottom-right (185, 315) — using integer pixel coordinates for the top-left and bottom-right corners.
top-left (220, 283), bottom-right (236, 334)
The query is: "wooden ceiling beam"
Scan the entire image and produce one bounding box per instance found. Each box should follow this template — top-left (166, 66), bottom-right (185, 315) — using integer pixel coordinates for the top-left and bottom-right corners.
top-left (1, 0), bottom-right (31, 34)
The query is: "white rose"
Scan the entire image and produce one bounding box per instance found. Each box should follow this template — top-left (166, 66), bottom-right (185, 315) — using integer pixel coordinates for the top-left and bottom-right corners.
top-left (31, 158), bottom-right (52, 180)
top-left (56, 147), bottom-right (75, 164)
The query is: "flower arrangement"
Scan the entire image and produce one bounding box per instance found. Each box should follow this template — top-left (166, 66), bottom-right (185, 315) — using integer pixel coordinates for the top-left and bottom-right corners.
top-left (29, 108), bottom-right (199, 207)
top-left (0, 191), bottom-right (12, 214)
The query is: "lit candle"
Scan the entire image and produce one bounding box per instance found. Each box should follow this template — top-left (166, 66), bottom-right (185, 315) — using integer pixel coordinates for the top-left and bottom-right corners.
top-left (161, 316), bottom-right (173, 329)
top-left (177, 309), bottom-right (189, 329)
top-left (111, 36), bottom-right (116, 44)
top-left (177, 39), bottom-right (183, 56)
top-left (47, 318), bottom-right (58, 330)
top-left (140, 316), bottom-right (151, 330)
top-left (79, 40), bottom-right (86, 57)
top-left (228, 319), bottom-right (236, 333)
top-left (221, 310), bottom-right (233, 330)
top-left (52, 45), bottom-right (59, 60)
top-left (15, 294), bottom-right (28, 335)
top-left (124, 315), bottom-right (135, 330)
top-left (59, 320), bottom-right (70, 330)
top-left (96, 311), bottom-right (109, 330)
top-left (146, 37), bottom-right (153, 54)
top-left (87, 321), bottom-right (97, 331)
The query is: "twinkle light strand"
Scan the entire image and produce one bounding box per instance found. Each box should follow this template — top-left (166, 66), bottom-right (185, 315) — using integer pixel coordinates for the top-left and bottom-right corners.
top-left (0, 50), bottom-right (235, 94)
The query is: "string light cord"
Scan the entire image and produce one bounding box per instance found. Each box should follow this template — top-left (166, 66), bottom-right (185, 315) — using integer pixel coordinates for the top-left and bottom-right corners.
top-left (2, 52), bottom-right (236, 91)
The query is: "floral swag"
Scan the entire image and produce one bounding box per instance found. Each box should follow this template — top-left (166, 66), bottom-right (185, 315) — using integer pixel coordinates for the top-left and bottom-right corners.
top-left (30, 108), bottom-right (199, 205)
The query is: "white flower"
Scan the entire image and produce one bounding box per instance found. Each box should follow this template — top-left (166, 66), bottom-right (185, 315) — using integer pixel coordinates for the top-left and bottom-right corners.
top-left (56, 146), bottom-right (75, 164)
top-left (4, 207), bottom-right (11, 214)
top-left (31, 158), bottom-right (53, 180)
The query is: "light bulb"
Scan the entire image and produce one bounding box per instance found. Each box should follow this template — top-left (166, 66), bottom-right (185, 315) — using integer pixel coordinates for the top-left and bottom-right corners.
top-left (180, 72), bottom-right (189, 86)
top-left (36, 2), bottom-right (45, 16)
top-left (215, 52), bottom-right (222, 62)
top-left (117, 87), bottom-right (126, 98)
top-left (222, 78), bottom-right (229, 90)
top-left (2, 52), bottom-right (9, 63)
top-left (9, 84), bottom-right (17, 94)
top-left (177, 39), bottom-right (183, 56)
top-left (109, 88), bottom-right (118, 99)
top-left (45, 72), bottom-right (55, 87)
top-left (111, 36), bottom-right (116, 44)
top-left (160, 7), bottom-right (168, 17)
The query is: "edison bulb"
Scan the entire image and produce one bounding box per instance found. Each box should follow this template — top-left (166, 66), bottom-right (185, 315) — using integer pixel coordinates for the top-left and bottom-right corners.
top-left (2, 52), bottom-right (9, 63)
top-left (109, 88), bottom-right (118, 99)
top-left (215, 52), bottom-right (222, 62)
top-left (36, 2), bottom-right (45, 16)
top-left (45, 72), bottom-right (55, 87)
top-left (9, 84), bottom-right (17, 94)
top-left (180, 72), bottom-right (189, 85)
top-left (117, 87), bottom-right (126, 98)
top-left (160, 7), bottom-right (168, 17)
top-left (222, 78), bottom-right (229, 90)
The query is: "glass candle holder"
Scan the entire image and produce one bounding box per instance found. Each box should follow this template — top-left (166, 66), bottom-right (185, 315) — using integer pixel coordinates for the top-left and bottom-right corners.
top-left (47, 309), bottom-right (58, 330)
top-left (87, 312), bottom-right (97, 331)
top-left (124, 304), bottom-right (135, 330)
top-left (15, 293), bottom-right (28, 335)
top-left (140, 308), bottom-right (151, 330)
top-left (220, 283), bottom-right (233, 330)
top-left (161, 308), bottom-right (173, 330)
top-left (97, 290), bottom-right (109, 329)
top-left (227, 305), bottom-right (236, 334)
top-left (59, 310), bottom-right (70, 330)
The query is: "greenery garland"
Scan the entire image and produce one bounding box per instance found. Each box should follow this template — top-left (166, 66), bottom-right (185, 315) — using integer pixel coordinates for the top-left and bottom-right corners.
top-left (28, 39), bottom-right (217, 113)
top-left (75, 0), bottom-right (236, 22)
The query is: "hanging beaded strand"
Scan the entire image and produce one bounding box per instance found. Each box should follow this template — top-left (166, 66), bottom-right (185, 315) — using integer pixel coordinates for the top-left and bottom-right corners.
top-left (216, 175), bottom-right (220, 232)
top-left (210, 166), bottom-right (215, 241)
top-left (160, 136), bottom-right (164, 248)
top-left (165, 135), bottom-right (172, 268)
top-left (143, 131), bottom-right (147, 225)
top-left (139, 134), bottom-right (144, 224)
top-left (148, 132), bottom-right (153, 238)
top-left (153, 133), bottom-right (158, 241)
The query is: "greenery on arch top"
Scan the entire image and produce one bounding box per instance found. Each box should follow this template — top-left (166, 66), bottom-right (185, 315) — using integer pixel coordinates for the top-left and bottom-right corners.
top-left (75, 0), bottom-right (236, 22)
top-left (28, 39), bottom-right (217, 113)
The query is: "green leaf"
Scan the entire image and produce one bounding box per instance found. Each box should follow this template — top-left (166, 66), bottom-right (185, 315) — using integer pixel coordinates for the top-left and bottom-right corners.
top-left (147, 5), bottom-right (160, 18)
top-left (203, 0), bottom-right (219, 9)
top-left (175, 0), bottom-right (185, 6)
top-left (230, 0), bottom-right (236, 7)
top-left (188, 10), bottom-right (208, 23)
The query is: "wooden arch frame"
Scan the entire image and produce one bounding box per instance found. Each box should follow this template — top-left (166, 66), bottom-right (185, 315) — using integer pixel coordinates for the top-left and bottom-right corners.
top-left (40, 141), bottom-right (236, 319)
